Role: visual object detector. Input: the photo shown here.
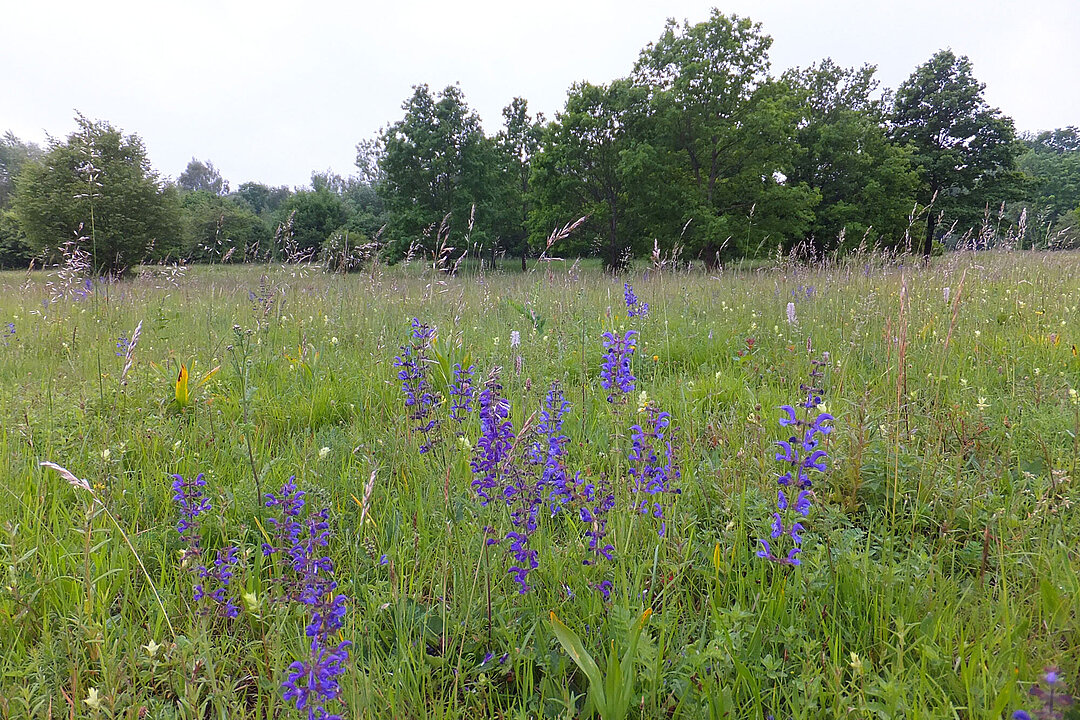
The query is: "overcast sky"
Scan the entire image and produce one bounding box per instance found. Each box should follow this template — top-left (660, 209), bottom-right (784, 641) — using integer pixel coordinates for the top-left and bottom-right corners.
top-left (4, 0), bottom-right (1077, 189)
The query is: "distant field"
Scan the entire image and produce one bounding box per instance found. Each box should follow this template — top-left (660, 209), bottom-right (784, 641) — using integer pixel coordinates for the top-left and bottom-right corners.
top-left (0, 251), bottom-right (1077, 719)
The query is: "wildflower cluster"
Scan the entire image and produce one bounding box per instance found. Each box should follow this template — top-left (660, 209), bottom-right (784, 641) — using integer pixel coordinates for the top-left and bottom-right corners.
top-left (448, 363), bottom-right (477, 424)
top-left (1013, 667), bottom-right (1074, 720)
top-left (757, 351), bottom-right (832, 566)
top-left (488, 382), bottom-right (575, 595)
top-left (419, 326), bottom-right (684, 601)
top-left (393, 318), bottom-right (438, 453)
top-left (172, 472), bottom-right (209, 564)
top-left (471, 369), bottom-right (515, 506)
top-left (624, 283), bottom-right (649, 318)
top-left (578, 475), bottom-right (615, 566)
top-left (628, 403), bottom-right (681, 537)
top-left (202, 547), bottom-right (240, 618)
top-left (502, 466), bottom-right (542, 594)
top-left (265, 478), bottom-right (350, 720)
top-left (600, 330), bottom-right (637, 402)
top-left (1, 322), bottom-right (13, 346)
top-left (532, 382), bottom-right (572, 510)
top-left (263, 476), bottom-right (306, 596)
top-left (116, 334), bottom-right (131, 357)
top-left (171, 473), bottom-right (238, 617)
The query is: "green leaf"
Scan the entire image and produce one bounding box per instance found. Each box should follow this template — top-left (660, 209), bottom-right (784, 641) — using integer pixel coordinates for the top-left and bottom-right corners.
top-left (549, 611), bottom-right (607, 710)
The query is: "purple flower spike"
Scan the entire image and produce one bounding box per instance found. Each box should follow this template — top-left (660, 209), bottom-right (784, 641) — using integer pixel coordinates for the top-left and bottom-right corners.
top-left (449, 363), bottom-right (477, 423)
top-left (470, 370), bottom-right (515, 506)
top-left (624, 283), bottom-right (649, 318)
top-left (600, 330), bottom-right (637, 402)
top-left (267, 478), bottom-right (350, 720)
top-left (393, 318), bottom-right (439, 454)
top-left (628, 402), bottom-right (681, 538)
top-left (758, 350), bottom-right (831, 569)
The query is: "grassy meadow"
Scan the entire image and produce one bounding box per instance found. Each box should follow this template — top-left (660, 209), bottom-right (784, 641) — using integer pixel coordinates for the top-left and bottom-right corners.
top-left (0, 251), bottom-right (1078, 719)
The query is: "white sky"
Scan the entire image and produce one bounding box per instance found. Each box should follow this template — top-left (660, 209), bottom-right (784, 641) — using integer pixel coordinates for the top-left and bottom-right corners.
top-left (3, 0), bottom-right (1077, 189)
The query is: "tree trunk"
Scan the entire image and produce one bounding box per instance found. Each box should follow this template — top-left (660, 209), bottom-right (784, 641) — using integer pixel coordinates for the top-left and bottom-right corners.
top-left (607, 209), bottom-right (620, 272)
top-left (924, 212), bottom-right (937, 257)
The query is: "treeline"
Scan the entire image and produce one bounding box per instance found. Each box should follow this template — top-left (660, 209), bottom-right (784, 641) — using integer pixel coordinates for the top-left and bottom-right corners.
top-left (2, 10), bottom-right (1079, 274)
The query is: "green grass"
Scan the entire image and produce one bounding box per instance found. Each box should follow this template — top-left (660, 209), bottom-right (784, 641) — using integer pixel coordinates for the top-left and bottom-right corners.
top-left (0, 251), bottom-right (1077, 719)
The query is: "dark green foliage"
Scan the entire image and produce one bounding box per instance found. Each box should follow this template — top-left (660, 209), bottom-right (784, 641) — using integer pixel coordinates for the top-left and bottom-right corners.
top-left (273, 186), bottom-right (348, 258)
top-left (0, 209), bottom-right (35, 268)
top-left (232, 181), bottom-right (292, 218)
top-left (178, 190), bottom-right (270, 262)
top-left (528, 80), bottom-right (655, 271)
top-left (891, 50), bottom-right (1021, 254)
top-left (0, 133), bottom-right (43, 268)
top-left (1018, 127), bottom-right (1080, 246)
top-left (12, 114), bottom-right (180, 274)
top-left (784, 60), bottom-right (921, 252)
top-left (492, 98), bottom-right (544, 269)
top-left (341, 180), bottom-right (386, 242)
top-left (631, 11), bottom-right (818, 263)
top-left (379, 85), bottom-right (500, 262)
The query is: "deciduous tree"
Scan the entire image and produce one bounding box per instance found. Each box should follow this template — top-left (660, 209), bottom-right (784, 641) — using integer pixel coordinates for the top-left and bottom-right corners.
top-left (784, 60), bottom-right (919, 251)
top-left (528, 80), bottom-right (654, 271)
top-left (178, 158), bottom-right (228, 195)
top-left (891, 50), bottom-right (1019, 254)
top-left (379, 84), bottom-right (497, 262)
top-left (13, 114), bottom-right (179, 274)
top-left (633, 11), bottom-right (816, 263)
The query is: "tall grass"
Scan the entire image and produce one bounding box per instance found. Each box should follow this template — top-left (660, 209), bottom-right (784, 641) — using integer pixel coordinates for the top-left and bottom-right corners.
top-left (0, 250), bottom-right (1077, 718)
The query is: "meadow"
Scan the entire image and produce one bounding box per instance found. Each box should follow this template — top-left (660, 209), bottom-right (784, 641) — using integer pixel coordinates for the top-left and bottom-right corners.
top-left (0, 250), bottom-right (1077, 719)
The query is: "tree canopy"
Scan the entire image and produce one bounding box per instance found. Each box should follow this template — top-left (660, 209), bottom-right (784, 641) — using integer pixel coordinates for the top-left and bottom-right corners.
top-left (379, 84), bottom-right (499, 261)
top-left (178, 158), bottom-right (229, 195)
top-left (891, 49), bottom-right (1020, 253)
top-left (784, 60), bottom-right (919, 251)
top-left (13, 114), bottom-right (179, 274)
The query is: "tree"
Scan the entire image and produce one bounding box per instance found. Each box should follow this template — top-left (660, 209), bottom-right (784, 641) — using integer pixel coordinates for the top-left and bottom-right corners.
top-left (232, 181), bottom-right (292, 218)
top-left (892, 50), bottom-right (1019, 254)
top-left (0, 132), bottom-right (43, 209)
top-left (632, 11), bottom-right (817, 262)
top-left (339, 176), bottom-right (387, 241)
top-left (13, 114), bottom-right (179, 274)
top-left (493, 98), bottom-right (544, 270)
top-left (272, 188), bottom-right (347, 259)
top-left (1017, 127), bottom-right (1080, 240)
top-left (0, 132), bottom-right (44, 268)
top-left (0, 209), bottom-right (35, 268)
top-left (528, 80), bottom-right (655, 271)
top-left (178, 191), bottom-right (269, 262)
top-left (378, 84), bottom-right (498, 262)
top-left (354, 137), bottom-right (385, 187)
top-left (178, 158), bottom-right (228, 195)
top-left (783, 60), bottom-right (920, 251)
